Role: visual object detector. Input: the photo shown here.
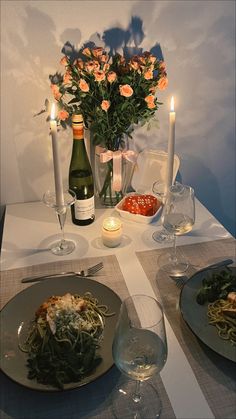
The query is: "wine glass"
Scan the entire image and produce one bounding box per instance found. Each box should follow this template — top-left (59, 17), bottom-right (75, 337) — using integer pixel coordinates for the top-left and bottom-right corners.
top-left (152, 180), bottom-right (174, 243)
top-left (43, 189), bottom-right (76, 256)
top-left (158, 183), bottom-right (195, 276)
top-left (112, 294), bottom-right (168, 418)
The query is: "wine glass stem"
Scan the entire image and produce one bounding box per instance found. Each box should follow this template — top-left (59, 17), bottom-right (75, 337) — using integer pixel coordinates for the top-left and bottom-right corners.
top-left (132, 380), bottom-right (142, 403)
top-left (171, 235), bottom-right (178, 264)
top-left (57, 210), bottom-right (66, 247)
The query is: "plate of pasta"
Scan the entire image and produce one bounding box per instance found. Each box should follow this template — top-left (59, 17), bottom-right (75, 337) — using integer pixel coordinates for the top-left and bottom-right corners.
top-left (0, 276), bottom-right (121, 391)
top-left (180, 266), bottom-right (236, 362)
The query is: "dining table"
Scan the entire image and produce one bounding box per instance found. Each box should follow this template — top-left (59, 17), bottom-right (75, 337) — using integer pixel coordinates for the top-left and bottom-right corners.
top-left (0, 196), bottom-right (235, 419)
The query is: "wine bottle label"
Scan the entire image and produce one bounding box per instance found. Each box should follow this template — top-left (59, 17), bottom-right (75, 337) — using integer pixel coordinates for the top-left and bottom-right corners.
top-left (74, 196), bottom-right (95, 220)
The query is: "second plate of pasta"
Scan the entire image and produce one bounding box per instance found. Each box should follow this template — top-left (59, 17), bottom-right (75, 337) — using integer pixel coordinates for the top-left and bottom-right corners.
top-left (180, 266), bottom-right (236, 363)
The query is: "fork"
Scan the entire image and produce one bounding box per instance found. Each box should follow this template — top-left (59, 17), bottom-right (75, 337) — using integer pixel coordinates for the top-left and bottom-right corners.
top-left (171, 258), bottom-right (234, 289)
top-left (21, 262), bottom-right (104, 283)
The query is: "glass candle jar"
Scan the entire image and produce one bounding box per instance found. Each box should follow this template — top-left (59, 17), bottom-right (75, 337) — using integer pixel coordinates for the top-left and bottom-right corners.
top-left (102, 217), bottom-right (122, 247)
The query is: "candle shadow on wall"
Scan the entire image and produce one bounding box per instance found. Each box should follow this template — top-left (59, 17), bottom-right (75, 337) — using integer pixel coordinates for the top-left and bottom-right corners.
top-left (179, 131), bottom-right (235, 237)
top-left (3, 4), bottom-right (78, 202)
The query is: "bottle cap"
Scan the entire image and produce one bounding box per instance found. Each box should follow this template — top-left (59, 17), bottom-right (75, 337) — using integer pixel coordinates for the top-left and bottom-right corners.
top-left (72, 114), bottom-right (83, 123)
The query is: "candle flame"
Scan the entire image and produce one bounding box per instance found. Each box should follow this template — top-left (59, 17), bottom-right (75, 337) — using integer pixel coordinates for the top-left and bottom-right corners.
top-left (50, 103), bottom-right (56, 120)
top-left (103, 217), bottom-right (121, 231)
top-left (170, 96), bottom-right (175, 112)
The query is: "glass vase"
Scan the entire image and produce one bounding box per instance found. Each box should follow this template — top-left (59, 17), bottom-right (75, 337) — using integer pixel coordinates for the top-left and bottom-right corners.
top-left (95, 148), bottom-right (136, 207)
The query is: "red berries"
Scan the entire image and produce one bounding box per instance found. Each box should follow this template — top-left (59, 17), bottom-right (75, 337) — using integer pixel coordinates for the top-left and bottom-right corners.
top-left (122, 194), bottom-right (161, 216)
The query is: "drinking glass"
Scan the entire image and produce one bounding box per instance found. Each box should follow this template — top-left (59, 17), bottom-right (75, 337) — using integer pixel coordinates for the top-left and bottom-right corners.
top-left (43, 189), bottom-right (76, 256)
top-left (158, 183), bottom-right (195, 275)
top-left (112, 295), bottom-right (168, 418)
top-left (152, 181), bottom-right (174, 243)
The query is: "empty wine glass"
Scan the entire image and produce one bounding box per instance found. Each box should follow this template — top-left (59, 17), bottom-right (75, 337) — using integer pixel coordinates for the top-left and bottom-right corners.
top-left (112, 295), bottom-right (168, 418)
top-left (158, 183), bottom-right (195, 276)
top-left (152, 181), bottom-right (174, 243)
top-left (43, 189), bottom-right (76, 256)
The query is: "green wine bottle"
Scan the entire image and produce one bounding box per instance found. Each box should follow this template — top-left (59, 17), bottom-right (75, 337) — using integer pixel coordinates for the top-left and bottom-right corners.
top-left (69, 114), bottom-right (95, 225)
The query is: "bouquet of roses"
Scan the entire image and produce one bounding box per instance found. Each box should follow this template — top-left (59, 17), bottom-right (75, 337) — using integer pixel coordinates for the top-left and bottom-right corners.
top-left (49, 45), bottom-right (168, 151)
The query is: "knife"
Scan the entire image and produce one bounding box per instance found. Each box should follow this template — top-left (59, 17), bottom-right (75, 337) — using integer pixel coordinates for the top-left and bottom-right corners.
top-left (192, 258), bottom-right (234, 275)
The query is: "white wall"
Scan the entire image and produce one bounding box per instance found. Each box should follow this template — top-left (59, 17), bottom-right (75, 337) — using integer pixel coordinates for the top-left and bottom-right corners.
top-left (1, 0), bottom-right (235, 236)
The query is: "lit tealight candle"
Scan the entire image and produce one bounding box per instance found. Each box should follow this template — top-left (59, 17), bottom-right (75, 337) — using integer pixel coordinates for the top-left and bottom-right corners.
top-left (102, 217), bottom-right (122, 248)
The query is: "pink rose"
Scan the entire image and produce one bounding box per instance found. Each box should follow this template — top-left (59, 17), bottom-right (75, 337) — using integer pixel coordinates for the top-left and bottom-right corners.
top-left (79, 79), bottom-right (89, 92)
top-left (149, 55), bottom-right (156, 64)
top-left (107, 71), bottom-right (117, 83)
top-left (144, 69), bottom-right (153, 80)
top-left (50, 84), bottom-right (62, 100)
top-left (100, 54), bottom-right (108, 63)
top-left (93, 61), bottom-right (100, 71)
top-left (82, 47), bottom-right (91, 57)
top-left (145, 94), bottom-right (155, 103)
top-left (103, 63), bottom-right (110, 72)
top-left (145, 95), bottom-right (156, 109)
top-left (92, 47), bottom-right (104, 58)
top-left (58, 110), bottom-right (69, 121)
top-left (139, 56), bottom-right (146, 66)
top-left (85, 62), bottom-right (95, 73)
top-left (119, 84), bottom-right (134, 97)
top-left (63, 71), bottom-right (72, 85)
top-left (158, 77), bottom-right (168, 91)
top-left (75, 58), bottom-right (84, 70)
top-left (94, 70), bottom-right (106, 82)
top-left (101, 100), bottom-right (110, 112)
top-left (60, 56), bottom-right (68, 66)
top-left (130, 59), bottom-right (140, 71)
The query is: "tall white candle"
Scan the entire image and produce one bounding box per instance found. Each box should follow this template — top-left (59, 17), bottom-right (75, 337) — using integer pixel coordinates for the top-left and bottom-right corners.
top-left (166, 96), bottom-right (176, 192)
top-left (50, 103), bottom-right (64, 207)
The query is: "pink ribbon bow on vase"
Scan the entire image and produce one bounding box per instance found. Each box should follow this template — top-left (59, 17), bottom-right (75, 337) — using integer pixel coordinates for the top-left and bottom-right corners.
top-left (95, 146), bottom-right (138, 191)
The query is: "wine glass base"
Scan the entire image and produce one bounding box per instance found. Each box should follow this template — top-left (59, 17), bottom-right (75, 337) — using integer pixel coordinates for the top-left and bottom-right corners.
top-left (152, 230), bottom-right (174, 243)
top-left (50, 239), bottom-right (75, 256)
top-left (158, 249), bottom-right (189, 276)
top-left (112, 379), bottom-right (162, 419)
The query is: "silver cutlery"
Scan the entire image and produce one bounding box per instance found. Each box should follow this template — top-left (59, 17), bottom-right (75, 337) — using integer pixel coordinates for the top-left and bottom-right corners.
top-left (172, 258), bottom-right (234, 289)
top-left (21, 262), bottom-right (104, 283)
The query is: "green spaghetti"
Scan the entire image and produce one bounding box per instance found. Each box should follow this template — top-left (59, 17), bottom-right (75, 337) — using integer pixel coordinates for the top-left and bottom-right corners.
top-left (207, 299), bottom-right (236, 345)
top-left (19, 292), bottom-right (115, 389)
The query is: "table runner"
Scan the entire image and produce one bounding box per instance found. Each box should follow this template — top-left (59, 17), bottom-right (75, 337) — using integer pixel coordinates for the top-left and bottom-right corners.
top-left (0, 254), bottom-right (175, 419)
top-left (136, 238), bottom-right (236, 419)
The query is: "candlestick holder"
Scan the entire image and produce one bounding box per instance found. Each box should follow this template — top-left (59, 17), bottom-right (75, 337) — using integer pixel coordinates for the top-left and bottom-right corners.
top-left (43, 189), bottom-right (76, 256)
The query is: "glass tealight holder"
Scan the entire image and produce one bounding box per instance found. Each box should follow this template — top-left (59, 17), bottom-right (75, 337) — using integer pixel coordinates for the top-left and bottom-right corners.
top-left (102, 217), bottom-right (122, 248)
